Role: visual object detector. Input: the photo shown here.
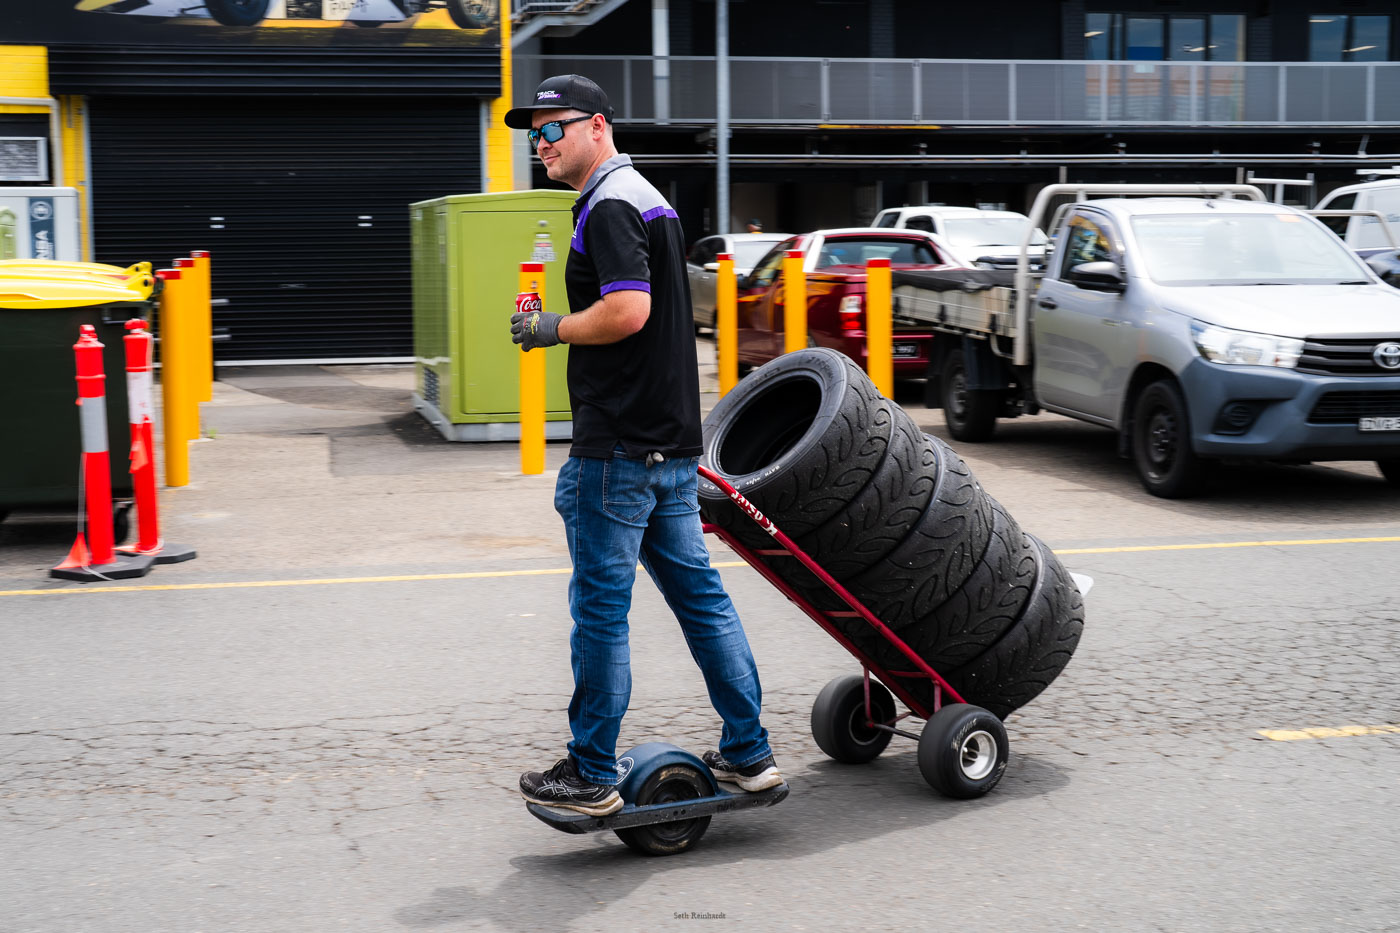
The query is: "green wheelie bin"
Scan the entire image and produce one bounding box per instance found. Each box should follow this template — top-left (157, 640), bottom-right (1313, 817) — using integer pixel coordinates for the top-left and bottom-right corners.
top-left (0, 264), bottom-right (157, 540)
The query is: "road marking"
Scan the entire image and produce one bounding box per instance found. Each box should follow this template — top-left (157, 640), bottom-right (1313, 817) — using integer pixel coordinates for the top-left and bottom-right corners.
top-left (1260, 723), bottom-right (1400, 741)
top-left (1, 535), bottom-right (1396, 598)
top-left (1056, 535), bottom-right (1400, 555)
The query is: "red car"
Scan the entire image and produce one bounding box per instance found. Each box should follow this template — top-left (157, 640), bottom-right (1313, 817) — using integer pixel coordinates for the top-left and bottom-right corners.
top-left (733, 228), bottom-right (965, 378)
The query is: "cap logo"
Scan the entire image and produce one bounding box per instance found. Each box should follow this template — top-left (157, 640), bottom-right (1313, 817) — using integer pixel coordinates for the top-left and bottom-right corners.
top-left (536, 90), bottom-right (562, 100)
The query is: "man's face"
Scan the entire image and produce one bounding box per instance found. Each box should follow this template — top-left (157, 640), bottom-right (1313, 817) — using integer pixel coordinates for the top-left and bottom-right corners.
top-left (531, 109), bottom-right (596, 188)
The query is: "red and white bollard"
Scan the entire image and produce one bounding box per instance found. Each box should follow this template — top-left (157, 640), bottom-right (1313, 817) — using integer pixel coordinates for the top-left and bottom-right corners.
top-left (51, 325), bottom-right (156, 582)
top-left (115, 318), bottom-right (196, 565)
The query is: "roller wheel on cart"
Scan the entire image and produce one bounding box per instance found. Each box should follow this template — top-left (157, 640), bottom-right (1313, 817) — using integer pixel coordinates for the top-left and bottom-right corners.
top-left (811, 674), bottom-right (896, 764)
top-left (614, 764), bottom-right (714, 856)
top-left (917, 704), bottom-right (1008, 799)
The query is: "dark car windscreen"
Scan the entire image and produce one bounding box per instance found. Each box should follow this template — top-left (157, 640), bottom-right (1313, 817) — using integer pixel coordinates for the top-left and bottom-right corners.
top-left (815, 238), bottom-right (940, 269)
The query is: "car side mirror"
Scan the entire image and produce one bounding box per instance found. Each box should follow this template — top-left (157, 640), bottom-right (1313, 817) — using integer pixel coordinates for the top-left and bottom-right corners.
top-left (1067, 261), bottom-right (1126, 292)
top-left (703, 262), bottom-right (720, 272)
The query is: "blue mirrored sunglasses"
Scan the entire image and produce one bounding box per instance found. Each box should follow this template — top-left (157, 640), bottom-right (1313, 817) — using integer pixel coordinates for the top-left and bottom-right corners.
top-left (527, 115), bottom-right (592, 149)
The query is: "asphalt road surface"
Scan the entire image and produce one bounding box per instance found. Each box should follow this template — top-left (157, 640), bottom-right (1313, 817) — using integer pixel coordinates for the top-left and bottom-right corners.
top-left (2, 358), bottom-right (1398, 932)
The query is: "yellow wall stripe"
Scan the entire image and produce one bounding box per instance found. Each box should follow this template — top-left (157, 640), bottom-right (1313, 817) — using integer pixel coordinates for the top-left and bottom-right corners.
top-left (484, 7), bottom-right (515, 192)
top-left (1260, 723), bottom-right (1400, 741)
top-left (0, 45), bottom-right (51, 112)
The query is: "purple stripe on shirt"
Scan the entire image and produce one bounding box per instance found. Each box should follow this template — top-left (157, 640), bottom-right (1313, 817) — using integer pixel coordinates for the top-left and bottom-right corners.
top-left (601, 280), bottom-right (651, 295)
top-left (641, 206), bottom-right (679, 223)
top-left (571, 200), bottom-right (594, 254)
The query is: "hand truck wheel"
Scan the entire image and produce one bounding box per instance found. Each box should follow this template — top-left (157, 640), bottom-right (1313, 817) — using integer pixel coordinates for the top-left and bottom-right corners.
top-left (917, 704), bottom-right (1008, 799)
top-left (810, 674), bottom-right (896, 764)
top-left (613, 763), bottom-right (713, 856)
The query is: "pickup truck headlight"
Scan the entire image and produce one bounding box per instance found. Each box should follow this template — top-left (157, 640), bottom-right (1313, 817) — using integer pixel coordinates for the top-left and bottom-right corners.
top-left (1190, 321), bottom-right (1304, 369)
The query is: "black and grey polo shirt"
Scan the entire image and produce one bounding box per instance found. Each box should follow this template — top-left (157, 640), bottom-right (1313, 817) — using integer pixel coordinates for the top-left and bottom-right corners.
top-left (564, 153), bottom-right (702, 460)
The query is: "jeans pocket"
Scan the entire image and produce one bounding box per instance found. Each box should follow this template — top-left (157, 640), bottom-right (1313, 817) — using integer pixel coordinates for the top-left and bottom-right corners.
top-left (603, 457), bottom-right (651, 524)
top-left (675, 458), bottom-right (699, 511)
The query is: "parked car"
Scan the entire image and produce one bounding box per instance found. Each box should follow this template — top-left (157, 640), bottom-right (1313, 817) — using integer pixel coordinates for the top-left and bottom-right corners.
top-left (1312, 178), bottom-right (1400, 288)
top-left (687, 232), bottom-right (791, 330)
top-left (890, 183), bottom-right (1400, 498)
top-left (732, 228), bottom-right (963, 378)
top-left (873, 205), bottom-right (1048, 270)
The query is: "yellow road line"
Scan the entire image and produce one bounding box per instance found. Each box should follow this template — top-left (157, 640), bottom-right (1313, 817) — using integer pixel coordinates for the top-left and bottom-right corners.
top-left (1260, 723), bottom-right (1400, 741)
top-left (1056, 535), bottom-right (1400, 555)
top-left (1, 536), bottom-right (1396, 598)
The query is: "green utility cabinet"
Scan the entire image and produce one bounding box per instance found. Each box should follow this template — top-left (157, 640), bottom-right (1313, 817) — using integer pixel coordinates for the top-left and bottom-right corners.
top-left (0, 209), bottom-right (16, 260)
top-left (410, 189), bottom-right (576, 441)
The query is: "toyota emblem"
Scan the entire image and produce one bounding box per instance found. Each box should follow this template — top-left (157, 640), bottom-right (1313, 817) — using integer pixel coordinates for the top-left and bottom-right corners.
top-left (1374, 342), bottom-right (1400, 370)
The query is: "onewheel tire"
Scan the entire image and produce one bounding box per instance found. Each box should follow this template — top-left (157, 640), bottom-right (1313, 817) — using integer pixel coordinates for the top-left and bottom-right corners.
top-left (917, 704), bottom-right (1008, 798)
top-left (810, 674), bottom-right (896, 764)
top-left (613, 764), bottom-right (713, 856)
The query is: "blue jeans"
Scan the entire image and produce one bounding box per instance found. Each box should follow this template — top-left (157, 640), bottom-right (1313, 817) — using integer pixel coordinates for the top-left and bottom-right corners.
top-left (554, 451), bottom-right (771, 786)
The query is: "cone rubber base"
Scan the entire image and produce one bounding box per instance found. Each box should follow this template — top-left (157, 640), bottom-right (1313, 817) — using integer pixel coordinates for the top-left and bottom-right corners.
top-left (50, 552), bottom-right (157, 582)
top-left (117, 543), bottom-right (197, 565)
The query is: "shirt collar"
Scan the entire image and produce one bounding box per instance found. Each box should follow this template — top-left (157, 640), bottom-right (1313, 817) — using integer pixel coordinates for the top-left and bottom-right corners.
top-left (578, 152), bottom-right (633, 202)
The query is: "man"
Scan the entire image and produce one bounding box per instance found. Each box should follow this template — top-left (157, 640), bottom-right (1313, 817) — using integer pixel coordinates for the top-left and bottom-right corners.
top-left (505, 75), bottom-right (780, 817)
top-left (746, 218), bottom-right (763, 233)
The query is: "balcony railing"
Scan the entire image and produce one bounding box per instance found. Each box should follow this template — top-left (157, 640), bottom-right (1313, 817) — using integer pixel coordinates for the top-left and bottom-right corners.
top-left (514, 55), bottom-right (1400, 127)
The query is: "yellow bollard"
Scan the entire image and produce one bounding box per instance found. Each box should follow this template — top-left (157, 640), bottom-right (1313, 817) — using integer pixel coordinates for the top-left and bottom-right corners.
top-left (865, 257), bottom-right (893, 397)
top-left (716, 251), bottom-right (738, 397)
top-left (156, 268), bottom-right (197, 487)
top-left (783, 249), bottom-right (807, 355)
top-left (190, 251), bottom-right (214, 402)
top-left (171, 259), bottom-right (202, 440)
top-left (518, 262), bottom-right (547, 475)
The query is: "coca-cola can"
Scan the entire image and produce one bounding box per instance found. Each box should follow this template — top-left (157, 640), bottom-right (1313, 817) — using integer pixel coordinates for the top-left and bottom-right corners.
top-left (515, 290), bottom-right (542, 317)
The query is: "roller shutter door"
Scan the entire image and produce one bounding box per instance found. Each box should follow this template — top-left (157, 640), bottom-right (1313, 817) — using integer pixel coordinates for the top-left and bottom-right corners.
top-left (89, 96), bottom-right (482, 361)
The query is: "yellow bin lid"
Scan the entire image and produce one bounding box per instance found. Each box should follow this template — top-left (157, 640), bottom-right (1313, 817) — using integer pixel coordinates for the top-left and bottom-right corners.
top-left (0, 275), bottom-right (155, 310)
top-left (0, 259), bottom-right (155, 308)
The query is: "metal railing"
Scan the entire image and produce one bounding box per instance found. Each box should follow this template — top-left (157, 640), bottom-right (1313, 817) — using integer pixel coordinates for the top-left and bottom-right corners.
top-left (512, 0), bottom-right (602, 20)
top-left (514, 55), bottom-right (1400, 127)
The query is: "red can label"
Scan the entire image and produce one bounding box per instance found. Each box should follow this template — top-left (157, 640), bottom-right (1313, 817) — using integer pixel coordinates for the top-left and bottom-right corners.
top-left (515, 291), bottom-right (542, 316)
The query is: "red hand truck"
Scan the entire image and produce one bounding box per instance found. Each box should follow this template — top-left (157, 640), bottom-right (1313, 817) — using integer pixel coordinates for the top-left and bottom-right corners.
top-left (698, 463), bottom-right (1013, 798)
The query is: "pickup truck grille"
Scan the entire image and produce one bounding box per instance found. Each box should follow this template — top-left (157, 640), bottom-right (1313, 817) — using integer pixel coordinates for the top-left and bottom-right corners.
top-left (1296, 337), bottom-right (1400, 376)
top-left (1308, 390), bottom-right (1400, 424)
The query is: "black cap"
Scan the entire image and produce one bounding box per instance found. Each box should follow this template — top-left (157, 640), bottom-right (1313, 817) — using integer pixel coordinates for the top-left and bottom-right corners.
top-left (504, 74), bottom-right (615, 129)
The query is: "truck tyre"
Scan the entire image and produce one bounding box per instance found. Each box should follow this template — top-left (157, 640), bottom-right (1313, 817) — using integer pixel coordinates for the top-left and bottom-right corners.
top-left (1132, 379), bottom-right (1211, 499)
top-left (939, 535), bottom-right (1085, 719)
top-left (942, 348), bottom-right (998, 442)
top-left (205, 0), bottom-right (270, 26)
top-left (698, 348), bottom-right (897, 544)
top-left (1378, 460), bottom-right (1400, 487)
top-left (894, 496), bottom-right (1039, 670)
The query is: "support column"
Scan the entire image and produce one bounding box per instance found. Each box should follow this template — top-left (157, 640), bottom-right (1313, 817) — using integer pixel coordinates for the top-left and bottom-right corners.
top-left (653, 0), bottom-right (670, 123)
top-left (716, 0), bottom-right (730, 234)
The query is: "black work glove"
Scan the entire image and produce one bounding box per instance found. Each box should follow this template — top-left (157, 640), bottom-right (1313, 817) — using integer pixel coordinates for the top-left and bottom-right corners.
top-left (510, 310), bottom-right (563, 351)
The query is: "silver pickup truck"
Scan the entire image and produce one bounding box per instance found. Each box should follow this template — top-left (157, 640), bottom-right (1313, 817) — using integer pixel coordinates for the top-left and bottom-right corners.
top-left (892, 183), bottom-right (1400, 498)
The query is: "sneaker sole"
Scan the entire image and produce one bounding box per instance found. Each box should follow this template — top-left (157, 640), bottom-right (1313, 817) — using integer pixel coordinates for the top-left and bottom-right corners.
top-left (713, 766), bottom-right (783, 793)
top-left (520, 790), bottom-right (623, 817)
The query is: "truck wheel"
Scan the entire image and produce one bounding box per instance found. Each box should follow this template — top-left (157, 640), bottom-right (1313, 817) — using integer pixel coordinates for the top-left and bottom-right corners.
top-left (1131, 379), bottom-right (1211, 499)
top-left (446, 0), bottom-right (496, 28)
top-left (810, 674), bottom-right (896, 764)
top-left (917, 704), bottom-right (1007, 799)
top-left (1378, 460), bottom-right (1400, 487)
top-left (204, 0), bottom-right (270, 26)
top-left (614, 764), bottom-right (712, 856)
top-left (942, 349), bottom-right (998, 442)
